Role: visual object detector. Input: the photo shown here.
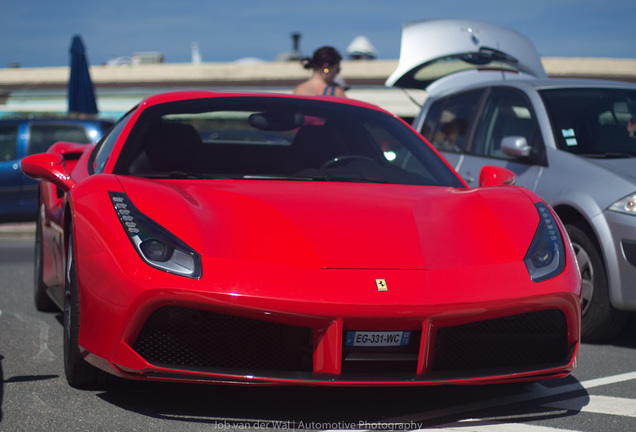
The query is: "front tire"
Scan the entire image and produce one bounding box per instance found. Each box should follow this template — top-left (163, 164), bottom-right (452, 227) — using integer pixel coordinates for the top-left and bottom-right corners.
top-left (566, 224), bottom-right (628, 342)
top-left (63, 231), bottom-right (109, 388)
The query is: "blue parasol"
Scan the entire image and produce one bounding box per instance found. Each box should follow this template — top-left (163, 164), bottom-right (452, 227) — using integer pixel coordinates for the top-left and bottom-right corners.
top-left (68, 35), bottom-right (98, 115)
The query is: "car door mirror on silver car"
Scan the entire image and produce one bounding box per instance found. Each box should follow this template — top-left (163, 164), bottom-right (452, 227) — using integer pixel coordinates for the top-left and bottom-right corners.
top-left (501, 136), bottom-right (533, 158)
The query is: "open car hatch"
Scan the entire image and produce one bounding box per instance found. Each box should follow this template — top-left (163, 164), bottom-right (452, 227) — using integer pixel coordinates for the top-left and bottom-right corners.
top-left (385, 19), bottom-right (547, 90)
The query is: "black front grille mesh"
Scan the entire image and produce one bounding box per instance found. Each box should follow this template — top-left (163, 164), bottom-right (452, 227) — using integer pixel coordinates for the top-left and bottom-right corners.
top-left (132, 307), bottom-right (570, 378)
top-left (432, 309), bottom-right (569, 371)
top-left (133, 307), bottom-right (312, 372)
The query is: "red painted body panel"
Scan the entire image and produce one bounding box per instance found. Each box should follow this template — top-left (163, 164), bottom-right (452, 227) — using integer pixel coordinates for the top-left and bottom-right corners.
top-left (66, 177), bottom-right (579, 385)
top-left (23, 91), bottom-right (581, 387)
top-left (117, 178), bottom-right (537, 269)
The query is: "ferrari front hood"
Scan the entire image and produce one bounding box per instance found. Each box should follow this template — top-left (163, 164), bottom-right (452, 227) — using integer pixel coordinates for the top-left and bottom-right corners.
top-left (120, 178), bottom-right (538, 271)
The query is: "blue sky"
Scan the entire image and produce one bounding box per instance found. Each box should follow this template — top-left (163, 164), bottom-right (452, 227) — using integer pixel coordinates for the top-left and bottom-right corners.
top-left (1, 0), bottom-right (633, 68)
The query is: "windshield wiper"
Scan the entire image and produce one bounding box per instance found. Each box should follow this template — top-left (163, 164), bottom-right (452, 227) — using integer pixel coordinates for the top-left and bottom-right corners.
top-left (316, 175), bottom-right (388, 183)
top-left (138, 171), bottom-right (231, 179)
top-left (581, 153), bottom-right (636, 159)
top-left (242, 175), bottom-right (318, 181)
top-left (242, 175), bottom-right (387, 183)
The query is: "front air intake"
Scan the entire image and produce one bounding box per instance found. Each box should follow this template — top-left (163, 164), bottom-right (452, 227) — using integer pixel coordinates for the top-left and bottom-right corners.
top-left (432, 309), bottom-right (569, 371)
top-left (133, 307), bottom-right (313, 372)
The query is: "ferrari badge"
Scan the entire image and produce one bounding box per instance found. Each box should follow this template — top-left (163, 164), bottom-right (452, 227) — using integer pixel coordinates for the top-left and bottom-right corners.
top-left (376, 279), bottom-right (388, 292)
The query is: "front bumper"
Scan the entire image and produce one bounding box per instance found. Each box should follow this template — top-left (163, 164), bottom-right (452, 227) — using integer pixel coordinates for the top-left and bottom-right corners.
top-left (602, 210), bottom-right (636, 309)
top-left (77, 255), bottom-right (581, 386)
top-left (104, 305), bottom-right (578, 386)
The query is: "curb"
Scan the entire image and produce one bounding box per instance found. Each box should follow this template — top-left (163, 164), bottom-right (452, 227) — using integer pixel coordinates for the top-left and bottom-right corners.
top-left (0, 222), bottom-right (36, 241)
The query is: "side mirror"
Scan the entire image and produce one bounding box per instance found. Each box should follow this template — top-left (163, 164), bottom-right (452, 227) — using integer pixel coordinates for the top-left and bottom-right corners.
top-left (20, 152), bottom-right (75, 192)
top-left (47, 141), bottom-right (89, 156)
top-left (501, 136), bottom-right (532, 158)
top-left (479, 165), bottom-right (517, 187)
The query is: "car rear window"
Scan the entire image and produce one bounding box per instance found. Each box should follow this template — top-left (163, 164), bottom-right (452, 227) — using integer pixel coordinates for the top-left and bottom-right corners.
top-left (28, 124), bottom-right (90, 155)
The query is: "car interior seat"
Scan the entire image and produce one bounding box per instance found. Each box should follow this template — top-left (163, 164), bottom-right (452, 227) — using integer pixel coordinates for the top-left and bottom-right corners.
top-left (133, 122), bottom-right (203, 173)
top-left (291, 124), bottom-right (347, 169)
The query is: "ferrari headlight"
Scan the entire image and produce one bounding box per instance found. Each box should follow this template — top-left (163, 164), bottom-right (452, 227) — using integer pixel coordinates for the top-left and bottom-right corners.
top-left (110, 192), bottom-right (202, 278)
top-left (608, 193), bottom-right (636, 216)
top-left (524, 203), bottom-right (566, 282)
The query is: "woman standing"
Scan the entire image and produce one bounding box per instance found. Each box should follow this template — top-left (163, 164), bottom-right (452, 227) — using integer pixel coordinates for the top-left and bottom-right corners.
top-left (294, 46), bottom-right (347, 97)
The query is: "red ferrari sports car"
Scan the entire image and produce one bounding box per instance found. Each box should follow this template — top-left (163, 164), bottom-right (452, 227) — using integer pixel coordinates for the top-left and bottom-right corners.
top-left (21, 91), bottom-right (581, 388)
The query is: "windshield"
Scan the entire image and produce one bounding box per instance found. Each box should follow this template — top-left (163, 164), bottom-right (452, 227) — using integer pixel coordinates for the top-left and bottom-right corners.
top-left (541, 88), bottom-right (636, 158)
top-left (114, 96), bottom-right (463, 187)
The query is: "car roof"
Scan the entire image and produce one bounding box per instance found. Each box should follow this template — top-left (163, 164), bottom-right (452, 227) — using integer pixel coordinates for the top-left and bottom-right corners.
top-left (385, 19), bottom-right (546, 90)
top-left (136, 90), bottom-right (394, 115)
top-left (424, 70), bottom-right (636, 97)
top-left (0, 117), bottom-right (110, 125)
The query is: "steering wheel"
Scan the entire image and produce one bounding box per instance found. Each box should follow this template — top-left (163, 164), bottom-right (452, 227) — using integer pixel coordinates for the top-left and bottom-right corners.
top-left (319, 155), bottom-right (376, 171)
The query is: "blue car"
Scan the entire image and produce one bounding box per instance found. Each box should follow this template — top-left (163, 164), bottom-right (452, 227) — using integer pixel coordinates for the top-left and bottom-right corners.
top-left (0, 117), bottom-right (113, 222)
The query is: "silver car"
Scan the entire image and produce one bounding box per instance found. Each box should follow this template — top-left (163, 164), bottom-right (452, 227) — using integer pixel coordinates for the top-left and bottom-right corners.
top-left (387, 19), bottom-right (636, 341)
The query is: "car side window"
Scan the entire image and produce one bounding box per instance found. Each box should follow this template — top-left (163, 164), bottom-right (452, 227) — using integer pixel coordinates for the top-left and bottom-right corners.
top-left (541, 88), bottom-right (636, 157)
top-left (93, 111), bottom-right (134, 174)
top-left (420, 90), bottom-right (483, 153)
top-left (0, 125), bottom-right (18, 161)
top-left (471, 88), bottom-right (542, 159)
top-left (28, 124), bottom-right (90, 155)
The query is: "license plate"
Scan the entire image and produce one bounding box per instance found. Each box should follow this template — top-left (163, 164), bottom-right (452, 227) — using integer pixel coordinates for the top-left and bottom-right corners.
top-left (345, 331), bottom-right (411, 347)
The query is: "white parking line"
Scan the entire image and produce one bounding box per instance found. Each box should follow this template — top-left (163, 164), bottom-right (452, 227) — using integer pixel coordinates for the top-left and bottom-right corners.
top-left (14, 312), bottom-right (56, 360)
top-left (543, 394), bottom-right (636, 417)
top-left (365, 371), bottom-right (636, 431)
top-left (430, 422), bottom-right (572, 431)
top-left (578, 371), bottom-right (636, 390)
